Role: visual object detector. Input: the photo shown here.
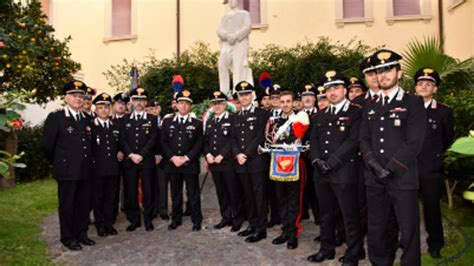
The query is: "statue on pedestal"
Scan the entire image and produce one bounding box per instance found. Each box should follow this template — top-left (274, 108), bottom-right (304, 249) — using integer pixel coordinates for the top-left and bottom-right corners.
top-left (217, 0), bottom-right (254, 96)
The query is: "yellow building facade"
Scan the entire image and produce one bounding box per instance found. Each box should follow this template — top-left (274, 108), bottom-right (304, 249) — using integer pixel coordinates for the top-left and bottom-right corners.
top-left (39, 0), bottom-right (473, 91)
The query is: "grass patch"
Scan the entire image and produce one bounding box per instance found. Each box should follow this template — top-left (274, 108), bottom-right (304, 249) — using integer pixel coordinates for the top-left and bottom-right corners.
top-left (0, 179), bottom-right (57, 265)
top-left (421, 200), bottom-right (474, 266)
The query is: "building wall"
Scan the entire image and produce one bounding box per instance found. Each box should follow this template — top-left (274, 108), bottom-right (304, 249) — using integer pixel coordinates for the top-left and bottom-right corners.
top-left (443, 0), bottom-right (474, 60)
top-left (44, 0), bottom-right (471, 91)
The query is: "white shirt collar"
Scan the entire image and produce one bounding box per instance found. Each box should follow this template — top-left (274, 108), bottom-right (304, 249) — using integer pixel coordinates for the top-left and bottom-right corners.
top-left (369, 89), bottom-right (381, 98)
top-left (177, 113), bottom-right (190, 121)
top-left (330, 99), bottom-right (347, 115)
top-left (66, 106), bottom-right (79, 117)
top-left (424, 99), bottom-right (433, 109)
top-left (382, 87), bottom-right (400, 105)
top-left (98, 118), bottom-right (110, 124)
top-left (215, 111), bottom-right (226, 120)
top-left (114, 114), bottom-right (124, 119)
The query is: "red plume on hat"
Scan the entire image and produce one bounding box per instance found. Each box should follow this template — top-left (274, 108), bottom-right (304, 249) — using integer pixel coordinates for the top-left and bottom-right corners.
top-left (259, 72), bottom-right (273, 89)
top-left (172, 75), bottom-right (184, 93)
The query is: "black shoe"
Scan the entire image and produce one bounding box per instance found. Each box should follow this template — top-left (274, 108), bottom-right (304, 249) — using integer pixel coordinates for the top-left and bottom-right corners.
top-left (168, 221), bottom-right (182, 230)
top-left (106, 226), bottom-right (118, 235)
top-left (287, 238), bottom-right (298, 250)
top-left (78, 238), bottom-right (96, 246)
top-left (64, 241), bottom-right (82, 251)
top-left (313, 235), bottom-right (321, 242)
top-left (245, 232), bottom-right (266, 243)
top-left (429, 248), bottom-right (441, 258)
top-left (230, 222), bottom-right (243, 232)
top-left (145, 220), bottom-right (154, 232)
top-left (238, 226), bottom-right (255, 237)
top-left (160, 214), bottom-right (170, 221)
top-left (97, 229), bottom-right (108, 237)
top-left (307, 251), bottom-right (335, 263)
top-left (192, 223), bottom-right (201, 231)
top-left (338, 251), bottom-right (366, 262)
top-left (272, 234), bottom-right (288, 245)
top-left (213, 220), bottom-right (231, 229)
top-left (126, 222), bottom-right (141, 232)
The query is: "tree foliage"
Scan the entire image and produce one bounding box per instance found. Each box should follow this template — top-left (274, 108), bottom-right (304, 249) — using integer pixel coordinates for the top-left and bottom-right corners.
top-left (0, 0), bottom-right (80, 103)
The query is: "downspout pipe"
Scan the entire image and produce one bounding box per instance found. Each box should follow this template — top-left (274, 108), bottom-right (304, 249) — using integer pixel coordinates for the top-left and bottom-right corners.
top-left (177, 0), bottom-right (181, 60)
top-left (438, 0), bottom-right (444, 52)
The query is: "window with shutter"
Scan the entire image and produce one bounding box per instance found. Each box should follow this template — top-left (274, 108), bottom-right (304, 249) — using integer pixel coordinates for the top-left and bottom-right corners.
top-left (240, 0), bottom-right (261, 25)
top-left (393, 0), bottom-right (420, 16)
top-left (343, 0), bottom-right (364, 18)
top-left (112, 0), bottom-right (132, 36)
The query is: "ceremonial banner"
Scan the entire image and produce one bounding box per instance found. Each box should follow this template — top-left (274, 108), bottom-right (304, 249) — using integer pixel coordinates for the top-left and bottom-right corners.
top-left (269, 150), bottom-right (300, 182)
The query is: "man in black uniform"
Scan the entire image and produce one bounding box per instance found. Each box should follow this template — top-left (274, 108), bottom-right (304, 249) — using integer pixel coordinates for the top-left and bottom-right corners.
top-left (90, 93), bottom-right (120, 237)
top-left (307, 71), bottom-right (364, 265)
top-left (300, 84), bottom-right (319, 224)
top-left (160, 89), bottom-right (204, 231)
top-left (359, 49), bottom-right (426, 266)
top-left (82, 87), bottom-right (97, 119)
top-left (232, 81), bottom-right (269, 243)
top-left (41, 80), bottom-right (95, 251)
top-left (347, 77), bottom-right (367, 101)
top-left (120, 87), bottom-right (158, 232)
top-left (204, 90), bottom-right (243, 231)
top-left (111, 92), bottom-right (129, 222)
top-left (267, 90), bottom-right (306, 249)
top-left (414, 67), bottom-right (454, 258)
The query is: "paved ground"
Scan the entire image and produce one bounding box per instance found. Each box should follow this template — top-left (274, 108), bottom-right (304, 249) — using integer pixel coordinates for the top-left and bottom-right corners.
top-left (41, 173), bottom-right (428, 265)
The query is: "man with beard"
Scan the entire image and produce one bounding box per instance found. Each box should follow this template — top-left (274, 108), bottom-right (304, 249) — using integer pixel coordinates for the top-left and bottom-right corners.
top-left (307, 71), bottom-right (364, 265)
top-left (359, 49), bottom-right (426, 266)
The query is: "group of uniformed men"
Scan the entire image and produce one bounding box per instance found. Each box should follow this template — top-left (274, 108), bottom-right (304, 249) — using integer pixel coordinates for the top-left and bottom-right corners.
top-left (42, 48), bottom-right (454, 266)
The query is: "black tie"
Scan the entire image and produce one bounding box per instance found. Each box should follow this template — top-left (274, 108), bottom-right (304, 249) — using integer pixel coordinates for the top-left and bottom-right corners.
top-left (136, 114), bottom-right (141, 120)
top-left (76, 114), bottom-right (80, 122)
top-left (331, 107), bottom-right (335, 115)
top-left (215, 117), bottom-right (220, 124)
top-left (103, 122), bottom-right (108, 129)
top-left (383, 96), bottom-right (390, 106)
top-left (180, 117), bottom-right (184, 124)
top-left (372, 94), bottom-right (379, 101)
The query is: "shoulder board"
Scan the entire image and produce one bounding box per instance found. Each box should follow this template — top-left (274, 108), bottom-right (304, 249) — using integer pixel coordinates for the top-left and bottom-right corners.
top-left (350, 103), bottom-right (362, 109)
top-left (438, 102), bottom-right (450, 108)
top-left (163, 113), bottom-right (174, 119)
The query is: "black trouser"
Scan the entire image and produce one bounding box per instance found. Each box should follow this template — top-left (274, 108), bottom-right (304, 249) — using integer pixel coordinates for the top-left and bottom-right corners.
top-left (303, 158), bottom-right (319, 222)
top-left (212, 169), bottom-right (243, 226)
top-left (123, 165), bottom-right (155, 223)
top-left (420, 176), bottom-right (444, 250)
top-left (112, 164), bottom-right (124, 222)
top-left (238, 171), bottom-right (267, 233)
top-left (367, 186), bottom-right (420, 266)
top-left (315, 182), bottom-right (364, 264)
top-left (154, 166), bottom-right (169, 216)
top-left (57, 179), bottom-right (92, 245)
top-left (92, 176), bottom-right (118, 230)
top-left (275, 180), bottom-right (300, 239)
top-left (169, 173), bottom-right (202, 225)
top-left (267, 178), bottom-right (281, 224)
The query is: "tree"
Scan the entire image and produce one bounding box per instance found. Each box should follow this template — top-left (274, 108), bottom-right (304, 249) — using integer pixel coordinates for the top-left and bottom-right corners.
top-left (0, 0), bottom-right (81, 188)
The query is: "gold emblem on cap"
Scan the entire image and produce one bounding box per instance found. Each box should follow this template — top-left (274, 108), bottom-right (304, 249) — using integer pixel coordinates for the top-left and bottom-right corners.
top-left (377, 52), bottom-right (392, 64)
top-left (182, 90), bottom-right (191, 97)
top-left (241, 82), bottom-right (249, 88)
top-left (423, 68), bottom-right (434, 76)
top-left (213, 91), bottom-right (221, 98)
top-left (305, 84), bottom-right (312, 92)
top-left (317, 86), bottom-right (325, 93)
top-left (325, 71), bottom-right (336, 81)
top-left (103, 94), bottom-right (109, 99)
top-left (136, 88), bottom-right (145, 96)
top-left (350, 77), bottom-right (358, 84)
top-left (73, 81), bottom-right (83, 88)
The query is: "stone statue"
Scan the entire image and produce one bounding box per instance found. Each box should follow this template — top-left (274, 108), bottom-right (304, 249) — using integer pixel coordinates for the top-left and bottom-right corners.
top-left (217, 0), bottom-right (254, 96)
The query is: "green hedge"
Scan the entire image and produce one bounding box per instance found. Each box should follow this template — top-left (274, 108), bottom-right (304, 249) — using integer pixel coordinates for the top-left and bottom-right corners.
top-left (16, 124), bottom-right (51, 183)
